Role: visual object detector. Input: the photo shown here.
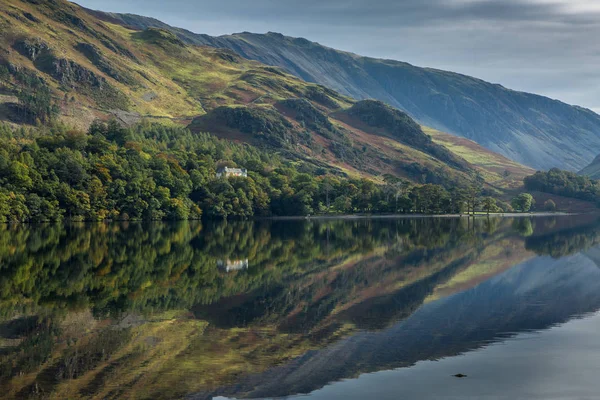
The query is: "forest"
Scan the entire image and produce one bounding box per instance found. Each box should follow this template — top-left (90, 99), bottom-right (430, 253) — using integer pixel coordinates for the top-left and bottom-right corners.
top-left (524, 168), bottom-right (600, 204)
top-left (0, 120), bottom-right (506, 222)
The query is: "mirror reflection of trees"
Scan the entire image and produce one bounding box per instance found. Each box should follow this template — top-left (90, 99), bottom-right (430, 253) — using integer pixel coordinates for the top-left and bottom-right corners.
top-left (1, 216), bottom-right (600, 398)
top-left (525, 216), bottom-right (600, 258)
top-left (0, 218), bottom-right (509, 318)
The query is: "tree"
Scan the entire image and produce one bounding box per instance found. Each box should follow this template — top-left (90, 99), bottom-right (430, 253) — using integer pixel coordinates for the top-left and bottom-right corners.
top-left (450, 188), bottom-right (468, 214)
top-left (481, 197), bottom-right (499, 215)
top-left (17, 82), bottom-right (58, 124)
top-left (320, 175), bottom-right (337, 214)
top-left (496, 200), bottom-right (514, 213)
top-left (513, 218), bottom-right (534, 237)
top-left (544, 199), bottom-right (557, 212)
top-left (410, 184), bottom-right (450, 214)
top-left (0, 118), bottom-right (505, 222)
top-left (333, 195), bottom-right (352, 213)
top-left (512, 193), bottom-right (534, 212)
top-left (465, 185), bottom-right (482, 215)
top-left (524, 168), bottom-right (600, 203)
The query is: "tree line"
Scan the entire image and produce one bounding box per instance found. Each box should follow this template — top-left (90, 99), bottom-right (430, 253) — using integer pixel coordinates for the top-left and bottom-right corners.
top-left (524, 168), bottom-right (600, 204)
top-left (0, 120), bottom-right (527, 222)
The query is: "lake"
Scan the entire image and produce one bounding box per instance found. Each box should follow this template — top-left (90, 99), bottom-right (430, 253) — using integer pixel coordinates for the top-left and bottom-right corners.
top-left (2, 215), bottom-right (600, 399)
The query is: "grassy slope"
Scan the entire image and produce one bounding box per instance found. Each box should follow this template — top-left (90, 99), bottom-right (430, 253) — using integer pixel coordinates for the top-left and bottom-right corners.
top-left (424, 126), bottom-right (534, 189)
top-left (81, 12), bottom-right (600, 172)
top-left (0, 0), bottom-right (348, 123)
top-left (0, 0), bottom-right (539, 191)
top-left (0, 0), bottom-right (491, 186)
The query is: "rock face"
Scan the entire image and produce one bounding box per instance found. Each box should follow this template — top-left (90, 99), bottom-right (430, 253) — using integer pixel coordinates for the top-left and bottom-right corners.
top-left (12, 38), bottom-right (50, 61)
top-left (75, 42), bottom-right (135, 85)
top-left (14, 38), bottom-right (103, 87)
top-left (13, 36), bottom-right (129, 110)
top-left (45, 57), bottom-right (104, 88)
top-left (85, 11), bottom-right (600, 171)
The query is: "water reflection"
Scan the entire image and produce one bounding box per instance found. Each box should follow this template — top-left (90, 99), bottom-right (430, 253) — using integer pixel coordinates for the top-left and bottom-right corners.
top-left (1, 216), bottom-right (600, 399)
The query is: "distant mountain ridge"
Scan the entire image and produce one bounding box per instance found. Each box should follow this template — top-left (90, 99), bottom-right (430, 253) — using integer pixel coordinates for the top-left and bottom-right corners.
top-left (579, 154), bottom-right (600, 178)
top-left (0, 0), bottom-right (511, 191)
top-left (85, 9), bottom-right (600, 172)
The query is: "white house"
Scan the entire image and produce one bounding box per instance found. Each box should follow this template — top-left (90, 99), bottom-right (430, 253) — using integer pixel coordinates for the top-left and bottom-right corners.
top-left (216, 166), bottom-right (248, 178)
top-left (217, 259), bottom-right (249, 272)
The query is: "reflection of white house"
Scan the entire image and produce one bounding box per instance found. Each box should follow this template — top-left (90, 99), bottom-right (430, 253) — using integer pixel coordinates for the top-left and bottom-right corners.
top-left (217, 259), bottom-right (249, 272)
top-left (216, 167), bottom-right (248, 178)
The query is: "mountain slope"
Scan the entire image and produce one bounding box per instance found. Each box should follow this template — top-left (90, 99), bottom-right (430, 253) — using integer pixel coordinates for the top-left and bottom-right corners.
top-left (86, 11), bottom-right (600, 172)
top-left (0, 0), bottom-right (501, 189)
top-left (424, 126), bottom-right (534, 189)
top-left (579, 155), bottom-right (600, 179)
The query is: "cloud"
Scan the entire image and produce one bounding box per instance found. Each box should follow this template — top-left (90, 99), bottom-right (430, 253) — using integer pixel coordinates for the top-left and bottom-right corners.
top-left (73, 0), bottom-right (600, 111)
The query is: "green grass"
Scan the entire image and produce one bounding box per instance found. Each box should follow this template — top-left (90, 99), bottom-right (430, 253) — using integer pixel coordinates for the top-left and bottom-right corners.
top-left (424, 126), bottom-right (534, 189)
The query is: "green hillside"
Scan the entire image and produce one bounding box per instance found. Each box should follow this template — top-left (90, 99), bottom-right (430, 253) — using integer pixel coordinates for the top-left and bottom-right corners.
top-left (0, 0), bottom-right (504, 188)
top-left (88, 11), bottom-right (600, 172)
top-left (0, 0), bottom-right (542, 223)
top-left (0, 1), bottom-right (464, 182)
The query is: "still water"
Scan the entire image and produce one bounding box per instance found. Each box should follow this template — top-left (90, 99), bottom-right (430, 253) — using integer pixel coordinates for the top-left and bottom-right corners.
top-left (1, 216), bottom-right (600, 399)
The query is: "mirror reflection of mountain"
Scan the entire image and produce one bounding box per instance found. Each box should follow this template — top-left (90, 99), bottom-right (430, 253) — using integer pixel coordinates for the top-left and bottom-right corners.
top-left (1, 216), bottom-right (600, 399)
top-left (204, 251), bottom-right (600, 400)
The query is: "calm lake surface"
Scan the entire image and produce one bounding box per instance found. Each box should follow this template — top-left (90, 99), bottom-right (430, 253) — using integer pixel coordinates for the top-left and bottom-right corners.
top-left (2, 215), bottom-right (600, 399)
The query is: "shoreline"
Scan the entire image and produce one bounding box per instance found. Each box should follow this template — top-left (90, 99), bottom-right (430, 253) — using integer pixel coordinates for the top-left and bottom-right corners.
top-left (1, 212), bottom-right (581, 225)
top-left (261, 212), bottom-right (575, 221)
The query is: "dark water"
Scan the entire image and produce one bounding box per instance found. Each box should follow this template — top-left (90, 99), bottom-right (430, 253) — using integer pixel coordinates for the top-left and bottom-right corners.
top-left (2, 215), bottom-right (600, 399)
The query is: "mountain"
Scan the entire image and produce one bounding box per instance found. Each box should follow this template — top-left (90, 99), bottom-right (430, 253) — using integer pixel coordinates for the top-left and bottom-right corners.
top-left (579, 154), bottom-right (600, 179)
top-left (0, 0), bottom-right (533, 191)
top-left (85, 11), bottom-right (600, 172)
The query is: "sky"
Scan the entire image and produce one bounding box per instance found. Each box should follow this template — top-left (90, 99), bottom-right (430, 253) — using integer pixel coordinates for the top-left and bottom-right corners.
top-left (73, 0), bottom-right (600, 112)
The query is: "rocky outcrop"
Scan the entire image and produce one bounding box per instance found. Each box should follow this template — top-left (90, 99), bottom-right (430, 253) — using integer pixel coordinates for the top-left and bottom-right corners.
top-left (213, 106), bottom-right (291, 136)
top-left (189, 106), bottom-right (298, 148)
top-left (277, 98), bottom-right (342, 140)
top-left (304, 85), bottom-right (344, 109)
top-left (14, 38), bottom-right (103, 87)
top-left (13, 37), bottom-right (128, 110)
top-left (75, 42), bottom-right (136, 85)
top-left (345, 100), bottom-right (470, 171)
top-left (278, 98), bottom-right (332, 129)
top-left (12, 38), bottom-right (50, 61)
top-left (41, 56), bottom-right (104, 88)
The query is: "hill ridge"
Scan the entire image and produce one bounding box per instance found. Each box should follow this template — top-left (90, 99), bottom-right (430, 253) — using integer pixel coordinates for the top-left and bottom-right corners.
top-left (0, 0), bottom-right (532, 190)
top-left (83, 10), bottom-right (600, 171)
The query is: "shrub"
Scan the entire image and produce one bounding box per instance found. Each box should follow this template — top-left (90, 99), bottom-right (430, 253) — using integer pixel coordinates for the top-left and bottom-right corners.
top-left (544, 199), bottom-right (557, 212)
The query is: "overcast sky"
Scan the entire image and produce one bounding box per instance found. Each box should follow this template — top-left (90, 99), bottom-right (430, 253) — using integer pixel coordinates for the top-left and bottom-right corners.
top-left (74, 0), bottom-right (600, 112)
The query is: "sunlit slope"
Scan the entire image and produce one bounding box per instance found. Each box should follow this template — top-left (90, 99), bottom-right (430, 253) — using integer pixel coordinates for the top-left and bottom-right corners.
top-left (424, 126), bottom-right (534, 189)
top-left (0, 0), bottom-right (528, 188)
top-left (0, 0), bottom-right (344, 125)
top-left (86, 11), bottom-right (600, 171)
